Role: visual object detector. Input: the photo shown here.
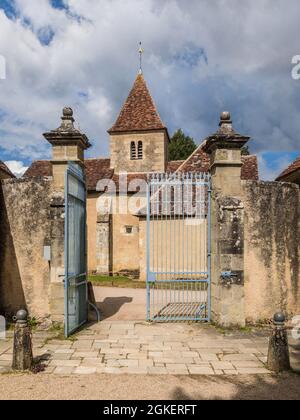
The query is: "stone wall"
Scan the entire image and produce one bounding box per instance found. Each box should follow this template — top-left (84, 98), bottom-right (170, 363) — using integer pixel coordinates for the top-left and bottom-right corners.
top-left (242, 180), bottom-right (300, 323)
top-left (0, 177), bottom-right (52, 319)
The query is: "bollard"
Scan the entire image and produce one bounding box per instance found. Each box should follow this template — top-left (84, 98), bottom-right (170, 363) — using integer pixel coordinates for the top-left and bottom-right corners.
top-left (267, 312), bottom-right (290, 373)
top-left (12, 309), bottom-right (33, 371)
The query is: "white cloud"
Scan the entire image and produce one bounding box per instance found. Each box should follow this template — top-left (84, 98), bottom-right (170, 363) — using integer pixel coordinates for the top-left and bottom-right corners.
top-left (0, 0), bottom-right (299, 164)
top-left (5, 160), bottom-right (28, 177)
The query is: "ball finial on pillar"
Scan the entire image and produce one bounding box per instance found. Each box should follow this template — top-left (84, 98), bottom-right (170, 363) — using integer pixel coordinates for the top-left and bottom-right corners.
top-left (267, 311), bottom-right (290, 373)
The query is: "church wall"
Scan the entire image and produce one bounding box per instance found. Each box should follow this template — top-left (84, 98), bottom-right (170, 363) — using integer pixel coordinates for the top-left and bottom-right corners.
top-left (110, 130), bottom-right (167, 173)
top-left (0, 177), bottom-right (52, 319)
top-left (242, 180), bottom-right (300, 323)
top-left (111, 194), bottom-right (140, 276)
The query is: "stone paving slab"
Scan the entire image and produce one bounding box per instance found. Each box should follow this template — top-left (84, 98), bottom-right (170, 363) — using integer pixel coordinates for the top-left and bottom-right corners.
top-left (0, 321), bottom-right (276, 376)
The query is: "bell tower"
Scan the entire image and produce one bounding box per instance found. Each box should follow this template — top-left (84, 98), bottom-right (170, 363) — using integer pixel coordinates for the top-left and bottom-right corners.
top-left (108, 71), bottom-right (169, 174)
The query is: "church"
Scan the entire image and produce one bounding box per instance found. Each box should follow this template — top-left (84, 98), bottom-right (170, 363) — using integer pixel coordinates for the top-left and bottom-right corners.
top-left (24, 71), bottom-right (259, 280)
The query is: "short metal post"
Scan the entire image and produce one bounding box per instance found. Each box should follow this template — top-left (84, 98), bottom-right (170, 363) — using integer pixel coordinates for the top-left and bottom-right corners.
top-left (267, 312), bottom-right (290, 373)
top-left (12, 309), bottom-right (33, 371)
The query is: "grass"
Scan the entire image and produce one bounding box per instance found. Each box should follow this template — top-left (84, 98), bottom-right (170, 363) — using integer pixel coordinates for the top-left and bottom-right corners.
top-left (88, 274), bottom-right (146, 289)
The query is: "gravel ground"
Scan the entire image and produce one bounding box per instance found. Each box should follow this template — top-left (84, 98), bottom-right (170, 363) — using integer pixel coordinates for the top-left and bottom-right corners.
top-left (0, 372), bottom-right (300, 400)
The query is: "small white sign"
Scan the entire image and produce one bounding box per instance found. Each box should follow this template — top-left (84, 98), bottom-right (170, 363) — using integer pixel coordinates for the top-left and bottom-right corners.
top-left (0, 316), bottom-right (5, 340)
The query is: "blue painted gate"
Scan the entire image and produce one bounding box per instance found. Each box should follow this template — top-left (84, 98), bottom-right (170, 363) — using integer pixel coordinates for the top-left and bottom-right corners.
top-left (64, 163), bottom-right (88, 337)
top-left (146, 173), bottom-right (211, 322)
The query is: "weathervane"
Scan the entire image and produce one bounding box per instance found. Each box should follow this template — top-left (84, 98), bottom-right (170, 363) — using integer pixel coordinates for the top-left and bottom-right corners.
top-left (139, 42), bottom-right (144, 74)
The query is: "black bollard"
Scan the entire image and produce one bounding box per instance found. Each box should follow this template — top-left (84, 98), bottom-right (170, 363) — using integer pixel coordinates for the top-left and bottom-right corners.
top-left (267, 312), bottom-right (290, 373)
top-left (12, 309), bottom-right (33, 371)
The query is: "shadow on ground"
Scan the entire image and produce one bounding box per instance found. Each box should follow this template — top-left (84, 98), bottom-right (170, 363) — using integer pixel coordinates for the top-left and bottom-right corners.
top-left (97, 297), bottom-right (133, 320)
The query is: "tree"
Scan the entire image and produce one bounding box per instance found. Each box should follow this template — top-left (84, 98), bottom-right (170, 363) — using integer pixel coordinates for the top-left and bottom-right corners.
top-left (169, 129), bottom-right (197, 161)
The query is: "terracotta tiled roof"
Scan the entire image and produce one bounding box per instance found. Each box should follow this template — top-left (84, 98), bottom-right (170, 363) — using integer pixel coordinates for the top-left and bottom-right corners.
top-left (108, 74), bottom-right (166, 133)
top-left (0, 161), bottom-right (15, 178)
top-left (173, 143), bottom-right (259, 181)
top-left (23, 160), bottom-right (52, 178)
top-left (84, 159), bottom-right (113, 191)
top-left (166, 160), bottom-right (185, 172)
top-left (24, 148), bottom-right (259, 194)
top-left (276, 156), bottom-right (300, 181)
top-left (24, 159), bottom-right (114, 192)
top-left (175, 145), bottom-right (211, 173)
top-left (241, 155), bottom-right (259, 181)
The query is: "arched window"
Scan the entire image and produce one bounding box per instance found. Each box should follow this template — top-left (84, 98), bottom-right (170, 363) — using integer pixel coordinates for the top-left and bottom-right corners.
top-left (130, 141), bottom-right (136, 160)
top-left (138, 141), bottom-right (143, 160)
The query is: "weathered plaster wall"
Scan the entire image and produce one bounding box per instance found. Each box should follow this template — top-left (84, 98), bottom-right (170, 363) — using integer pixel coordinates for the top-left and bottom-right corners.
top-left (86, 193), bottom-right (99, 273)
top-left (111, 197), bottom-right (140, 276)
top-left (95, 194), bottom-right (145, 276)
top-left (242, 181), bottom-right (300, 323)
top-left (0, 178), bottom-right (52, 319)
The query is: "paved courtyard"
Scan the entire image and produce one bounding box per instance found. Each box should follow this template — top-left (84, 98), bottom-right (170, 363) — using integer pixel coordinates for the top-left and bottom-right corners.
top-left (0, 321), bottom-right (274, 376)
top-left (94, 286), bottom-right (146, 321)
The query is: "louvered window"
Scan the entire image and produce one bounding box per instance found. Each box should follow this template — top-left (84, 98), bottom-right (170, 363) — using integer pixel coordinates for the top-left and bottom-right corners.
top-left (130, 141), bottom-right (136, 160)
top-left (138, 141), bottom-right (143, 160)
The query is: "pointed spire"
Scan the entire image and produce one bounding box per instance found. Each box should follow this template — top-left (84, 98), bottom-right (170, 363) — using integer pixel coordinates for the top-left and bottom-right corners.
top-left (138, 42), bottom-right (144, 75)
top-left (108, 73), bottom-right (166, 134)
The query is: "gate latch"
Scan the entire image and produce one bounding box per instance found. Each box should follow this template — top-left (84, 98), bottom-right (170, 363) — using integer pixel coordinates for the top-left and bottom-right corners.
top-left (221, 271), bottom-right (239, 287)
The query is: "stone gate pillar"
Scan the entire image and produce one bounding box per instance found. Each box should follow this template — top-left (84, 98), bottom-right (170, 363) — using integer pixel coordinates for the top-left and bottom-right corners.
top-left (204, 112), bottom-right (250, 327)
top-left (43, 108), bottom-right (91, 322)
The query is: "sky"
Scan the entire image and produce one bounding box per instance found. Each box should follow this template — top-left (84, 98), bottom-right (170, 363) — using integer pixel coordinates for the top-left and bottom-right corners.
top-left (0, 0), bottom-right (299, 179)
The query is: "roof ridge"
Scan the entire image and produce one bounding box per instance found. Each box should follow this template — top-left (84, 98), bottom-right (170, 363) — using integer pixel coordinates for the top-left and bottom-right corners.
top-left (175, 139), bottom-right (208, 173)
top-left (276, 155), bottom-right (300, 180)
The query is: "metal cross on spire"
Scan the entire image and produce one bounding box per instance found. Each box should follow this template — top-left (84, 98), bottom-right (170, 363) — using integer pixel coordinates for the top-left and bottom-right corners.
top-left (138, 42), bottom-right (144, 74)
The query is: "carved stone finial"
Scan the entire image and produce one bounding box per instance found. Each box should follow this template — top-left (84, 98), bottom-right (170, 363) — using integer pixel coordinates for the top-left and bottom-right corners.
top-left (220, 111), bottom-right (231, 122)
top-left (63, 107), bottom-right (73, 118)
top-left (219, 111), bottom-right (233, 131)
top-left (273, 312), bottom-right (286, 325)
top-left (15, 309), bottom-right (28, 323)
top-left (59, 107), bottom-right (75, 130)
top-left (267, 311), bottom-right (290, 373)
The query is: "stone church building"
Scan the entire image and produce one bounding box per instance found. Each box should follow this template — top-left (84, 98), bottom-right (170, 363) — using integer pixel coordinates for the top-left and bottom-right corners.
top-left (25, 72), bottom-right (259, 280)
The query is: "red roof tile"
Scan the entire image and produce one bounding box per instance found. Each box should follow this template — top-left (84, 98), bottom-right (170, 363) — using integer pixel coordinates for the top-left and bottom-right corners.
top-left (24, 148), bottom-right (258, 194)
top-left (166, 160), bottom-right (185, 172)
top-left (23, 160), bottom-right (52, 178)
top-left (276, 156), bottom-right (300, 181)
top-left (173, 143), bottom-right (259, 181)
top-left (24, 159), bottom-right (113, 192)
top-left (108, 74), bottom-right (166, 133)
top-left (84, 159), bottom-right (113, 191)
top-left (241, 155), bottom-right (259, 181)
top-left (0, 161), bottom-right (16, 178)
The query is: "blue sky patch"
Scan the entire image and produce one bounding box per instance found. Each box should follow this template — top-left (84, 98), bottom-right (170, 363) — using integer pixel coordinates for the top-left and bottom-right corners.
top-left (0, 0), bottom-right (17, 19)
